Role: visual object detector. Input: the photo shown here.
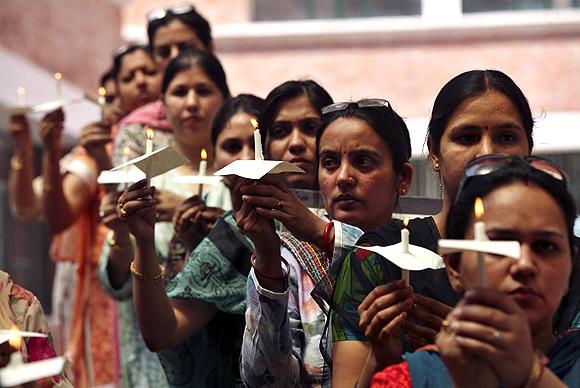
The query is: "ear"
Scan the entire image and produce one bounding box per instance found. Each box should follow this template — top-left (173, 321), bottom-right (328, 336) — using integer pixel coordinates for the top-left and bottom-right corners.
top-left (427, 136), bottom-right (440, 172)
top-left (444, 253), bottom-right (463, 292)
top-left (398, 162), bottom-right (414, 195)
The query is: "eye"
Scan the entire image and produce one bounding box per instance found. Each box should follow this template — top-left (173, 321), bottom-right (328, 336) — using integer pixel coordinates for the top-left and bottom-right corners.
top-left (498, 131), bottom-right (519, 144)
top-left (221, 139), bottom-right (243, 154)
top-left (532, 240), bottom-right (560, 255)
top-left (321, 156), bottom-right (339, 169)
top-left (453, 132), bottom-right (479, 144)
top-left (155, 46), bottom-right (170, 59)
top-left (270, 123), bottom-right (290, 139)
top-left (170, 86), bottom-right (189, 97)
top-left (144, 67), bottom-right (158, 76)
top-left (300, 120), bottom-right (320, 135)
top-left (121, 72), bottom-right (135, 83)
top-left (195, 86), bottom-right (213, 96)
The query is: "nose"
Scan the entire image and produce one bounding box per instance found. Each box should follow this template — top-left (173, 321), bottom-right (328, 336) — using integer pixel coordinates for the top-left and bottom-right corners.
top-left (288, 127), bottom-right (306, 155)
top-left (170, 45), bottom-right (180, 61)
top-left (336, 162), bottom-right (355, 189)
top-left (240, 144), bottom-right (254, 160)
top-left (135, 71), bottom-right (146, 88)
top-left (475, 134), bottom-right (496, 159)
top-left (510, 245), bottom-right (538, 283)
top-left (186, 89), bottom-right (199, 110)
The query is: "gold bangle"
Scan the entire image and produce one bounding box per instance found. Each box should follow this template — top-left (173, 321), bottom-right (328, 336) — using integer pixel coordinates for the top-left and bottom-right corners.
top-left (520, 352), bottom-right (544, 388)
top-left (130, 261), bottom-right (165, 283)
top-left (10, 155), bottom-right (24, 170)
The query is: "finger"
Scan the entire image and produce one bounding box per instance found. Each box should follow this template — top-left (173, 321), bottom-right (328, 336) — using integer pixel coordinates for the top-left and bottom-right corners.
top-left (403, 320), bottom-right (438, 343)
top-left (259, 174), bottom-right (289, 193)
top-left (359, 280), bottom-right (408, 312)
top-left (242, 194), bottom-right (281, 210)
top-left (199, 208), bottom-right (224, 223)
top-left (412, 294), bottom-right (453, 318)
top-left (122, 199), bottom-right (157, 215)
top-left (454, 335), bottom-right (501, 359)
top-left (408, 303), bottom-right (445, 331)
top-left (449, 319), bottom-right (510, 350)
top-left (362, 298), bottom-right (413, 339)
top-left (377, 311), bottom-right (407, 341)
top-left (463, 289), bottom-right (520, 314)
top-left (453, 304), bottom-right (512, 332)
top-left (240, 182), bottom-right (288, 198)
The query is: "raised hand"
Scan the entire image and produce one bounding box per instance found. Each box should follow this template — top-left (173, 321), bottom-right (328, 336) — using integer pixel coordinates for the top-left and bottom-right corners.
top-left (100, 191), bottom-right (126, 233)
top-left (8, 114), bottom-right (32, 150)
top-left (79, 121), bottom-right (112, 171)
top-left (358, 280), bottom-right (413, 366)
top-left (404, 294), bottom-right (452, 349)
top-left (39, 108), bottom-right (65, 152)
top-left (154, 189), bottom-right (186, 222)
top-left (172, 196), bottom-right (225, 250)
top-left (117, 180), bottom-right (157, 240)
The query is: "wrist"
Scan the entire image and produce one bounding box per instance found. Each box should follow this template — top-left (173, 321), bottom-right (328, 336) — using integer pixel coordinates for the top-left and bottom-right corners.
top-left (135, 238), bottom-right (155, 251)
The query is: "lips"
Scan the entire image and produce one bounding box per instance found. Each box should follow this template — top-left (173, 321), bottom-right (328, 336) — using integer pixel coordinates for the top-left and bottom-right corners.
top-left (289, 157), bottom-right (311, 169)
top-left (333, 193), bottom-right (360, 208)
top-left (508, 287), bottom-right (542, 302)
top-left (182, 115), bottom-right (203, 127)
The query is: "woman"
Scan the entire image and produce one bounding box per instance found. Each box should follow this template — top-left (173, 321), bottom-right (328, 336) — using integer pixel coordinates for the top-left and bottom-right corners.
top-left (98, 51), bottom-right (234, 387)
top-left (235, 98), bottom-right (414, 387)
top-left (330, 69), bottom-right (535, 387)
top-left (372, 155), bottom-right (579, 387)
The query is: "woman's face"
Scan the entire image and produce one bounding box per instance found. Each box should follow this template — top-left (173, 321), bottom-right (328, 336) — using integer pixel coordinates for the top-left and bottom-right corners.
top-left (102, 78), bottom-right (122, 126)
top-left (152, 19), bottom-right (208, 72)
top-left (266, 94), bottom-right (320, 190)
top-left (214, 111), bottom-right (256, 169)
top-left (164, 65), bottom-right (225, 150)
top-left (429, 90), bottom-right (530, 203)
top-left (117, 49), bottom-right (161, 115)
top-left (318, 117), bottom-right (411, 232)
top-left (451, 182), bottom-right (571, 332)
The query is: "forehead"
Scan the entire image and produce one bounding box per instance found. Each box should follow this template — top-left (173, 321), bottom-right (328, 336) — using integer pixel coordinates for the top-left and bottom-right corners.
top-left (320, 117), bottom-right (390, 153)
top-left (218, 111), bottom-right (255, 140)
top-left (104, 78), bottom-right (117, 93)
top-left (447, 89), bottom-right (523, 128)
top-left (153, 19), bottom-right (204, 48)
top-left (274, 94), bottom-right (319, 122)
top-left (120, 50), bottom-right (153, 72)
top-left (168, 65), bottom-right (212, 86)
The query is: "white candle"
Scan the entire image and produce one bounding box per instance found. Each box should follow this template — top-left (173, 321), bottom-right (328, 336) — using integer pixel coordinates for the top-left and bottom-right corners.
top-left (8, 326), bottom-right (23, 366)
top-left (401, 217), bottom-right (410, 286)
top-left (17, 87), bottom-right (26, 107)
top-left (474, 198), bottom-right (486, 288)
top-left (54, 72), bottom-right (63, 99)
top-left (251, 119), bottom-right (264, 161)
top-left (122, 146), bottom-right (130, 190)
top-left (198, 148), bottom-right (207, 196)
top-left (145, 128), bottom-right (154, 187)
top-left (97, 86), bottom-right (107, 118)
top-left (8, 351), bottom-right (24, 367)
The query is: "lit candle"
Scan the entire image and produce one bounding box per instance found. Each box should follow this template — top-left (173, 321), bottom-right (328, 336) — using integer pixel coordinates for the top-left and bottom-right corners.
top-left (17, 87), bottom-right (26, 107)
top-left (7, 325), bottom-right (23, 367)
top-left (198, 148), bottom-right (207, 196)
top-left (54, 72), bottom-right (63, 99)
top-left (401, 217), bottom-right (410, 286)
top-left (98, 87), bottom-right (107, 118)
top-left (145, 128), bottom-right (154, 187)
top-left (474, 197), bottom-right (487, 288)
top-left (251, 118), bottom-right (264, 161)
top-left (122, 146), bottom-right (130, 189)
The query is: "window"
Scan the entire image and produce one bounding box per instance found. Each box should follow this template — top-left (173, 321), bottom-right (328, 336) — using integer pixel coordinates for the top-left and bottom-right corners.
top-left (463, 0), bottom-right (578, 13)
top-left (253, 0), bottom-right (421, 21)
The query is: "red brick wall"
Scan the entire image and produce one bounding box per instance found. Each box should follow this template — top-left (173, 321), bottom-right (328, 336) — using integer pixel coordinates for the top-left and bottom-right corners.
top-left (0, 0), bottom-right (122, 91)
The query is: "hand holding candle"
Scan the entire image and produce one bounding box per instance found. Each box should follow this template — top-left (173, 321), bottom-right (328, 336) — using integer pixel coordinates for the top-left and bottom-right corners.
top-left (401, 217), bottom-right (410, 286)
top-left (474, 197), bottom-right (487, 288)
top-left (251, 118), bottom-right (264, 161)
top-left (198, 148), bottom-right (208, 196)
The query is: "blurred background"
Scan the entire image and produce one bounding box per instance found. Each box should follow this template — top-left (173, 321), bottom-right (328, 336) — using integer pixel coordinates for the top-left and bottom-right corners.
top-left (0, 0), bottom-right (579, 309)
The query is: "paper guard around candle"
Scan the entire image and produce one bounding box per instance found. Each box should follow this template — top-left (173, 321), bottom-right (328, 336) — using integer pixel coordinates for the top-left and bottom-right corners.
top-left (355, 243), bottom-right (445, 271)
top-left (0, 357), bottom-right (67, 387)
top-left (213, 159), bottom-right (305, 180)
top-left (438, 239), bottom-right (521, 259)
top-left (112, 146), bottom-right (189, 181)
top-left (0, 329), bottom-right (47, 345)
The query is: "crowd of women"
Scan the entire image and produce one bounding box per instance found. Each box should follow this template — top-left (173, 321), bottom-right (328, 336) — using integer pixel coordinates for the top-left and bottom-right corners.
top-left (2, 3), bottom-right (579, 388)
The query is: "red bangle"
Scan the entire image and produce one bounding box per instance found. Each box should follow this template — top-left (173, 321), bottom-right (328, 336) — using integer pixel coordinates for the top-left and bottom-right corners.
top-left (323, 221), bottom-right (335, 254)
top-left (250, 252), bottom-right (289, 281)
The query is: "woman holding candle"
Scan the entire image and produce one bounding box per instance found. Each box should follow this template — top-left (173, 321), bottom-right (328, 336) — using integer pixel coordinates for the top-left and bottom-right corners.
top-left (372, 155), bottom-right (579, 387)
top-left (234, 97), bottom-right (414, 387)
top-left (98, 50), bottom-right (233, 387)
top-left (330, 69), bottom-right (537, 388)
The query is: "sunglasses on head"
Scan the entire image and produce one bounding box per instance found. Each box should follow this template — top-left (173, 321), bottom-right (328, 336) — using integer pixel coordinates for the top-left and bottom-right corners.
top-left (113, 42), bottom-right (148, 62)
top-left (147, 4), bottom-right (196, 22)
top-left (321, 98), bottom-right (392, 116)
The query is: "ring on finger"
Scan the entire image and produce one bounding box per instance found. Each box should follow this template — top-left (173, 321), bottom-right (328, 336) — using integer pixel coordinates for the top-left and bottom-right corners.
top-left (276, 201), bottom-right (285, 211)
top-left (492, 330), bottom-right (504, 347)
top-left (99, 210), bottom-right (105, 218)
top-left (119, 204), bottom-right (128, 218)
top-left (441, 319), bottom-right (451, 332)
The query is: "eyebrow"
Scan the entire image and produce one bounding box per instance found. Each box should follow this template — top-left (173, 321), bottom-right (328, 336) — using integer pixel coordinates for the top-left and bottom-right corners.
top-left (486, 228), bottom-right (566, 240)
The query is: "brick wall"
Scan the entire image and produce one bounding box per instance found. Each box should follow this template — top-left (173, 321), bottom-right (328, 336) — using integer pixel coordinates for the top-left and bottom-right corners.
top-left (0, 0), bottom-right (122, 91)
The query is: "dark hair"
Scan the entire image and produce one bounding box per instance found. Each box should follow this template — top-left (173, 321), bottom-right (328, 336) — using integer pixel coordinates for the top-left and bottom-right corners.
top-left (161, 49), bottom-right (230, 99)
top-left (445, 159), bottom-right (578, 333)
top-left (111, 43), bottom-right (151, 80)
top-left (316, 100), bottom-right (412, 173)
top-left (147, 6), bottom-right (212, 50)
top-left (258, 80), bottom-right (333, 148)
top-left (428, 69), bottom-right (534, 156)
top-left (100, 68), bottom-right (114, 87)
top-left (211, 94), bottom-right (265, 146)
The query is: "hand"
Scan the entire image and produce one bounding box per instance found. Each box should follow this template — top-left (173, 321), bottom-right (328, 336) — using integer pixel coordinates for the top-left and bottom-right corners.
top-left (404, 294), bottom-right (452, 349)
top-left (99, 191), bottom-right (126, 233)
top-left (39, 109), bottom-right (65, 151)
top-left (240, 175), bottom-right (326, 247)
top-left (117, 180), bottom-right (157, 240)
top-left (437, 301), bottom-right (499, 388)
top-left (8, 114), bottom-right (32, 150)
top-left (449, 289), bottom-right (534, 388)
top-left (79, 121), bottom-right (112, 171)
top-left (154, 189), bottom-right (185, 222)
top-left (358, 280), bottom-right (413, 367)
top-left (172, 196), bottom-right (225, 250)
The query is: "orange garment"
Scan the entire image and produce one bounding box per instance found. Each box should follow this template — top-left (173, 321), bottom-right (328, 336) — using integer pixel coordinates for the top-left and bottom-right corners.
top-left (50, 146), bottom-right (116, 387)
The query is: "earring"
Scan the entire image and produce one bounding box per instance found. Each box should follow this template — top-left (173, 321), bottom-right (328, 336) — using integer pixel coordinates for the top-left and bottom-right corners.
top-left (455, 279), bottom-right (463, 291)
top-left (400, 187), bottom-right (407, 195)
top-left (433, 162), bottom-right (440, 171)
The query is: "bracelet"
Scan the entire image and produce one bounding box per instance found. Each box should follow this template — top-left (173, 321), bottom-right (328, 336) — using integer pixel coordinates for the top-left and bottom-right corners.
top-left (323, 221), bottom-right (335, 255)
top-left (250, 252), bottom-right (289, 281)
top-left (519, 351), bottom-right (546, 388)
top-left (129, 260), bottom-right (165, 283)
top-left (107, 231), bottom-right (129, 251)
top-left (10, 155), bottom-right (24, 170)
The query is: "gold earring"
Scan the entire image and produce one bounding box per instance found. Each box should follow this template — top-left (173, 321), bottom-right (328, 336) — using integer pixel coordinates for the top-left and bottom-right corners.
top-left (400, 187), bottom-right (407, 195)
top-left (455, 279), bottom-right (463, 291)
top-left (434, 162), bottom-right (440, 171)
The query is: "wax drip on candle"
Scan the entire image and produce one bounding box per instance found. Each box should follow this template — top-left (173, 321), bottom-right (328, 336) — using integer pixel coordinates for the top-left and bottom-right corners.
top-left (198, 148), bottom-right (208, 196)
top-left (17, 87), bottom-right (26, 107)
top-left (54, 72), bottom-right (63, 99)
top-left (401, 217), bottom-right (410, 286)
top-left (250, 118), bottom-right (264, 161)
top-left (474, 197), bottom-right (486, 288)
top-left (8, 325), bottom-right (23, 366)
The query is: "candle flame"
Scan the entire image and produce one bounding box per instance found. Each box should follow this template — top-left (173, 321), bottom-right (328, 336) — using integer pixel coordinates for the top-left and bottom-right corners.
top-left (98, 86), bottom-right (107, 97)
top-left (123, 146), bottom-right (130, 157)
top-left (146, 128), bottom-right (154, 140)
top-left (54, 72), bottom-right (62, 81)
top-left (17, 87), bottom-right (26, 96)
top-left (250, 118), bottom-right (259, 129)
top-left (403, 217), bottom-right (409, 228)
top-left (474, 197), bottom-right (484, 219)
top-left (201, 148), bottom-right (207, 160)
top-left (8, 325), bottom-right (21, 350)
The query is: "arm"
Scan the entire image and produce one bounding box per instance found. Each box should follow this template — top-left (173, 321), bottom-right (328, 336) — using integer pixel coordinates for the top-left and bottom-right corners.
top-left (119, 180), bottom-right (218, 351)
top-left (7, 115), bottom-right (41, 221)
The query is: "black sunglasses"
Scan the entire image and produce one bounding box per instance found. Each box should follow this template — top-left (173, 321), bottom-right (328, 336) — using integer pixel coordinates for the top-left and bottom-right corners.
top-left (147, 4), bottom-right (196, 22)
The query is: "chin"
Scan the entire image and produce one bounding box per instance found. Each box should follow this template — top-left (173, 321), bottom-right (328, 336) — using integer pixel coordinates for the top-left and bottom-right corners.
top-left (285, 175), bottom-right (316, 190)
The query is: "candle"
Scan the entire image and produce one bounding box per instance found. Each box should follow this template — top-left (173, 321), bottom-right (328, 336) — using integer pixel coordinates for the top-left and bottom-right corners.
top-left (98, 86), bottom-right (107, 118)
top-left (198, 148), bottom-right (207, 196)
top-left (54, 72), bottom-right (63, 99)
top-left (7, 326), bottom-right (23, 367)
top-left (145, 128), bottom-right (154, 187)
top-left (401, 217), bottom-right (410, 286)
top-left (122, 146), bottom-right (130, 189)
top-left (251, 118), bottom-right (264, 161)
top-left (17, 87), bottom-right (26, 107)
top-left (474, 197), bottom-right (486, 288)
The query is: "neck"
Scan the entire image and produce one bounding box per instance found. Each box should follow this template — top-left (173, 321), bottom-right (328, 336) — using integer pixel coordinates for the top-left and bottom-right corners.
top-left (531, 321), bottom-right (558, 354)
top-left (433, 192), bottom-right (451, 238)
